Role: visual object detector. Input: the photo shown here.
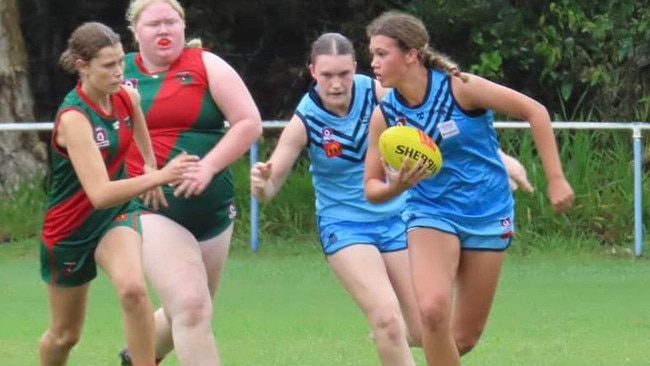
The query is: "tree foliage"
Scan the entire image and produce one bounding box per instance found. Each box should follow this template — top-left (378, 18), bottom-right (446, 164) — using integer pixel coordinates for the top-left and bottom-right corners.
top-left (0, 0), bottom-right (47, 192)
top-left (17, 0), bottom-right (650, 122)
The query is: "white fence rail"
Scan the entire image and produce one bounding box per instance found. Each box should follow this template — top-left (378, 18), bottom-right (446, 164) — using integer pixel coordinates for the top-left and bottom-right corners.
top-left (1, 121), bottom-right (648, 256)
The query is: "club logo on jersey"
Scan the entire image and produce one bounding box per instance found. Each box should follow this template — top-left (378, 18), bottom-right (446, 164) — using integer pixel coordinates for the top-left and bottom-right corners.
top-left (62, 261), bottom-right (77, 276)
top-left (114, 213), bottom-right (128, 222)
top-left (438, 120), bottom-right (460, 139)
top-left (175, 71), bottom-right (193, 85)
top-left (500, 216), bottom-right (513, 239)
top-left (396, 116), bottom-right (407, 126)
top-left (124, 116), bottom-right (133, 129)
top-left (123, 78), bottom-right (139, 89)
top-left (322, 127), bottom-right (334, 142)
top-left (228, 202), bottom-right (237, 219)
top-left (94, 127), bottom-right (110, 148)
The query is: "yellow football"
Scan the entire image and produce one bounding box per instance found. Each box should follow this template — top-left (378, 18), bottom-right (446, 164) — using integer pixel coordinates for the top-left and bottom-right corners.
top-left (378, 125), bottom-right (443, 176)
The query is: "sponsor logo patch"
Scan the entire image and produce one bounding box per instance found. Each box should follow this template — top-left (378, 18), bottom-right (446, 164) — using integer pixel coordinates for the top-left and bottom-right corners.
top-left (323, 141), bottom-right (342, 158)
top-left (438, 120), bottom-right (460, 139)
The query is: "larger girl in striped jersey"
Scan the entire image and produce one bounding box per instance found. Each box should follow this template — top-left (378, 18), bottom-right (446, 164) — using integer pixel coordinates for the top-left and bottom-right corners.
top-left (118, 1), bottom-right (262, 365)
top-left (364, 11), bottom-right (575, 366)
top-left (39, 22), bottom-right (197, 366)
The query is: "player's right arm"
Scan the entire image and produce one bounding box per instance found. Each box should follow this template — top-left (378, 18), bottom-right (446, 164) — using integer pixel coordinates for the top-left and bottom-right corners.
top-left (56, 110), bottom-right (198, 209)
top-left (364, 106), bottom-right (428, 203)
top-left (250, 114), bottom-right (307, 202)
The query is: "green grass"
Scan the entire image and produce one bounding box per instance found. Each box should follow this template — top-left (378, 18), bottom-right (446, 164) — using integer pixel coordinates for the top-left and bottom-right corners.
top-left (1, 238), bottom-right (649, 365)
top-left (0, 179), bottom-right (46, 242)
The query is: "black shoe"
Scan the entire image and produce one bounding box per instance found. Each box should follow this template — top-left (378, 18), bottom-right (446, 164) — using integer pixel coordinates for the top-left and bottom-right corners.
top-left (118, 348), bottom-right (132, 366)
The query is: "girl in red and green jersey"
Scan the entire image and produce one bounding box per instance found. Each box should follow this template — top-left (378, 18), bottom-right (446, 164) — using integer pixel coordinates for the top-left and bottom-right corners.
top-left (118, 1), bottom-right (262, 365)
top-left (39, 22), bottom-right (197, 366)
top-left (123, 46), bottom-right (233, 240)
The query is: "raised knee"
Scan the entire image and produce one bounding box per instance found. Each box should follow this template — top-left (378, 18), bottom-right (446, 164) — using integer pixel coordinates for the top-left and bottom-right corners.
top-left (368, 306), bottom-right (404, 343)
top-left (456, 330), bottom-right (483, 355)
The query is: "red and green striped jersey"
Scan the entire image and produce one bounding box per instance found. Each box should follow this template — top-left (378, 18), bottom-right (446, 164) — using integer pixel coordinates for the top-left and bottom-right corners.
top-left (41, 84), bottom-right (136, 248)
top-left (123, 48), bottom-right (227, 175)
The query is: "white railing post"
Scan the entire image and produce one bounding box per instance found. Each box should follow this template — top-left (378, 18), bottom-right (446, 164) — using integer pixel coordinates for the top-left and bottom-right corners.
top-left (632, 125), bottom-right (644, 257)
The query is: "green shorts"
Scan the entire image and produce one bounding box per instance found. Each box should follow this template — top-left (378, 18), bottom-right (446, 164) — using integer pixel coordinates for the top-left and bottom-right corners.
top-left (141, 170), bottom-right (236, 241)
top-left (40, 210), bottom-right (142, 287)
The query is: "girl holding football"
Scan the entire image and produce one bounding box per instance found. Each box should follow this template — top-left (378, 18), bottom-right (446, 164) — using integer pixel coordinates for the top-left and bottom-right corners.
top-left (363, 11), bottom-right (574, 366)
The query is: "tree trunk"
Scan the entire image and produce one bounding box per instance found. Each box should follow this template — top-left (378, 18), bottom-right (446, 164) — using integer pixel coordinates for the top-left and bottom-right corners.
top-left (0, 0), bottom-right (47, 192)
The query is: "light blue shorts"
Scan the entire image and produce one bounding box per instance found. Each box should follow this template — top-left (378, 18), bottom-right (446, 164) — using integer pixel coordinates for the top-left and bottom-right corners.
top-left (317, 215), bottom-right (407, 256)
top-left (401, 208), bottom-right (515, 252)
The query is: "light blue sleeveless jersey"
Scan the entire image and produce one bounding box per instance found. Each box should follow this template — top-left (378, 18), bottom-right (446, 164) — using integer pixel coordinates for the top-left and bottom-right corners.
top-left (296, 74), bottom-right (405, 222)
top-left (380, 69), bottom-right (513, 221)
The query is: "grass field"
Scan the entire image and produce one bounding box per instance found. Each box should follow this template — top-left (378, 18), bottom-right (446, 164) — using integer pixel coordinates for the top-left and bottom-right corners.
top-left (1, 238), bottom-right (649, 366)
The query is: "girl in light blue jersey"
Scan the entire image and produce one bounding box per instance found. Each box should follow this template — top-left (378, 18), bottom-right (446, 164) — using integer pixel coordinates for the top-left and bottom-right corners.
top-left (364, 11), bottom-right (575, 366)
top-left (251, 32), bottom-right (533, 366)
top-left (251, 33), bottom-right (421, 365)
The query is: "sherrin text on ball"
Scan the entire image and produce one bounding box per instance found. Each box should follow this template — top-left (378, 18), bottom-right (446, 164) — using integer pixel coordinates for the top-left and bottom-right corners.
top-left (379, 125), bottom-right (443, 176)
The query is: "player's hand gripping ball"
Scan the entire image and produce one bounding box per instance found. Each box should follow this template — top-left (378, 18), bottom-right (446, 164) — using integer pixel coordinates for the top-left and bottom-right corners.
top-left (379, 125), bottom-right (443, 176)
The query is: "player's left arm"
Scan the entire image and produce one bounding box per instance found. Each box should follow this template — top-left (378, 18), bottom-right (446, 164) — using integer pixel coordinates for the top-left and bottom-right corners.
top-left (452, 75), bottom-right (574, 211)
top-left (202, 51), bottom-right (262, 171)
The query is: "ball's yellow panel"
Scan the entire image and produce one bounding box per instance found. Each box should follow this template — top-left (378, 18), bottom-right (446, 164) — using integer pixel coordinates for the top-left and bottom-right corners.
top-left (379, 125), bottom-right (442, 176)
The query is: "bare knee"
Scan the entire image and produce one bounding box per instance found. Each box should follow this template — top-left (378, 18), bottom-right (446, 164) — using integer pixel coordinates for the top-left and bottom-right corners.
top-left (455, 329), bottom-right (483, 355)
top-left (114, 279), bottom-right (149, 311)
top-left (368, 305), bottom-right (405, 344)
top-left (419, 296), bottom-right (452, 332)
top-left (172, 292), bottom-right (213, 328)
top-left (41, 328), bottom-right (81, 352)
